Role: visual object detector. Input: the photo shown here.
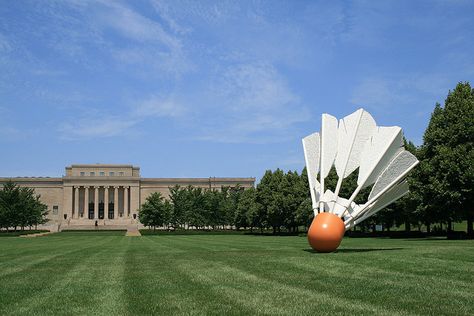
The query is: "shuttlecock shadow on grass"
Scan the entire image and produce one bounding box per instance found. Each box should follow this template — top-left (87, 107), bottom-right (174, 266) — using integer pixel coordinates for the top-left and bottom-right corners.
top-left (303, 248), bottom-right (403, 254)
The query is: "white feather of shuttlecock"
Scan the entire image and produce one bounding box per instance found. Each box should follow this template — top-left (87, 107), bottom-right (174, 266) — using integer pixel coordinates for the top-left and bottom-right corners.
top-left (302, 132), bottom-right (321, 213)
top-left (302, 108), bottom-right (419, 230)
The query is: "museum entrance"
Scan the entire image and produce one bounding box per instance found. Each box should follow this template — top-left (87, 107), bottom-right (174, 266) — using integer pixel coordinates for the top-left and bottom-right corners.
top-left (88, 202), bottom-right (94, 219)
top-left (108, 202), bottom-right (114, 219)
top-left (98, 202), bottom-right (104, 219)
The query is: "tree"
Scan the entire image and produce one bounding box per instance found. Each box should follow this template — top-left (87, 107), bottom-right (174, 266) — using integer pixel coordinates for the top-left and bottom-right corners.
top-left (419, 82), bottom-right (474, 235)
top-left (257, 169), bottom-right (285, 233)
top-left (203, 189), bottom-right (224, 229)
top-left (187, 187), bottom-right (207, 229)
top-left (139, 192), bottom-right (172, 230)
top-left (255, 169), bottom-right (310, 234)
top-left (235, 187), bottom-right (257, 230)
top-left (281, 170), bottom-right (302, 232)
top-left (227, 185), bottom-right (243, 229)
top-left (295, 198), bottom-right (313, 230)
top-left (0, 180), bottom-right (49, 231)
top-left (169, 185), bottom-right (189, 229)
top-left (0, 181), bottom-right (19, 230)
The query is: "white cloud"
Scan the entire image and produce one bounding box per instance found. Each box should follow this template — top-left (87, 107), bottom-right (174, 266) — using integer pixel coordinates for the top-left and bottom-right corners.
top-left (59, 116), bottom-right (138, 140)
top-left (132, 95), bottom-right (186, 118)
top-left (0, 33), bottom-right (11, 53)
top-left (0, 126), bottom-right (26, 141)
top-left (151, 0), bottom-right (192, 35)
top-left (112, 47), bottom-right (191, 77)
top-left (94, 1), bottom-right (190, 77)
top-left (0, 105), bottom-right (34, 141)
top-left (351, 78), bottom-right (396, 109)
top-left (350, 73), bottom-right (451, 111)
top-left (196, 63), bottom-right (311, 143)
top-left (58, 63), bottom-right (310, 143)
top-left (59, 95), bottom-right (186, 140)
top-left (5, 0), bottom-right (192, 78)
top-left (96, 0), bottom-right (180, 48)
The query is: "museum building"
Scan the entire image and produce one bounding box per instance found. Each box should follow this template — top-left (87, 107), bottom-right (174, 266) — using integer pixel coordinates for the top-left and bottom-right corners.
top-left (0, 164), bottom-right (255, 230)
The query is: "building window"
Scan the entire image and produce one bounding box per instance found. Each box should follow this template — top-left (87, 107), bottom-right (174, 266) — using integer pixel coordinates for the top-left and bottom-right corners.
top-left (80, 172), bottom-right (85, 176)
top-left (52, 205), bottom-right (59, 215)
top-left (119, 172), bottom-right (124, 176)
top-left (90, 172), bottom-right (95, 176)
top-left (109, 172), bottom-right (115, 176)
top-left (100, 171), bottom-right (105, 176)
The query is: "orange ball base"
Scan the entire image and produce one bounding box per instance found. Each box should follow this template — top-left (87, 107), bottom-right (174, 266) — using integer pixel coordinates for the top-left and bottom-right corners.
top-left (307, 212), bottom-right (345, 252)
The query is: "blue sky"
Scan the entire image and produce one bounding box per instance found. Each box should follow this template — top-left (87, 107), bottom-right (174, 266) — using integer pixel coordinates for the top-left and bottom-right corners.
top-left (1, 0), bottom-right (473, 179)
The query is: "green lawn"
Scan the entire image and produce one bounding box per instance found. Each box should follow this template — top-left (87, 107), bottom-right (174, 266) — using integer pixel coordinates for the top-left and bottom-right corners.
top-left (0, 233), bottom-right (473, 315)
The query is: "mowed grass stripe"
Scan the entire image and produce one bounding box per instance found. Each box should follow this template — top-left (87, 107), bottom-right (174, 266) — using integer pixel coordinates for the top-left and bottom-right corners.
top-left (0, 236), bottom-right (111, 278)
top-left (180, 260), bottom-right (401, 316)
top-left (180, 248), bottom-right (399, 315)
top-left (187, 235), bottom-right (303, 251)
top-left (0, 236), bottom-right (129, 316)
top-left (336, 242), bottom-right (474, 283)
top-left (0, 236), bottom-right (112, 314)
top-left (154, 235), bottom-right (306, 254)
top-left (123, 237), bottom-right (249, 315)
top-left (261, 254), bottom-right (471, 315)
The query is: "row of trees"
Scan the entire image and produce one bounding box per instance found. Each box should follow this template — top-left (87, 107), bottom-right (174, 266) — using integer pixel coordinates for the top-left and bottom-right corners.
top-left (139, 82), bottom-right (473, 235)
top-left (407, 82), bottom-right (473, 234)
top-left (0, 181), bottom-right (49, 231)
top-left (137, 164), bottom-right (412, 234)
top-left (139, 171), bottom-right (312, 233)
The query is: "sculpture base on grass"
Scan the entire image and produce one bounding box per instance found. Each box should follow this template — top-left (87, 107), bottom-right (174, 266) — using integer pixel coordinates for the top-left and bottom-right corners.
top-left (308, 212), bottom-right (345, 252)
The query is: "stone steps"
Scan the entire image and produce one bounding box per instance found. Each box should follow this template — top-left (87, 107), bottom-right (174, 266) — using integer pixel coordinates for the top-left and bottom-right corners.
top-left (61, 218), bottom-right (136, 231)
top-left (62, 225), bottom-right (128, 230)
top-left (126, 225), bottom-right (141, 236)
top-left (20, 232), bottom-right (55, 238)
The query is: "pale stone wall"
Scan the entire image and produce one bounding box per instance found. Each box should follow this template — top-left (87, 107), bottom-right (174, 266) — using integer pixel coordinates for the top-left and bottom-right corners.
top-left (139, 177), bottom-right (256, 202)
top-left (140, 187), bottom-right (172, 200)
top-left (29, 186), bottom-right (63, 223)
top-left (66, 164), bottom-right (139, 177)
top-left (62, 185), bottom-right (73, 220)
top-left (130, 185), bottom-right (140, 218)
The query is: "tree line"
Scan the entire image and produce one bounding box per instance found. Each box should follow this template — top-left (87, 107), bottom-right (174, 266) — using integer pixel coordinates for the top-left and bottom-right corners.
top-left (139, 82), bottom-right (473, 236)
top-left (139, 171), bottom-right (312, 234)
top-left (403, 82), bottom-right (473, 235)
top-left (0, 180), bottom-right (49, 231)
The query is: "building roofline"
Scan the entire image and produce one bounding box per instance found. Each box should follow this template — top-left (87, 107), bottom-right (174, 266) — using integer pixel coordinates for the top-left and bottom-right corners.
top-left (0, 177), bottom-right (63, 181)
top-left (0, 177), bottom-right (255, 182)
top-left (66, 164), bottom-right (140, 169)
top-left (141, 177), bottom-right (255, 183)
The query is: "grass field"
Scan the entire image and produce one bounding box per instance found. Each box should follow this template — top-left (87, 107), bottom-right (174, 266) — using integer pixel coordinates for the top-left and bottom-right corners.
top-left (0, 233), bottom-right (473, 315)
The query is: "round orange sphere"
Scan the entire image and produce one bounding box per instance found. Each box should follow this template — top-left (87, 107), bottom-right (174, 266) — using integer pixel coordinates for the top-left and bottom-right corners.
top-left (307, 212), bottom-right (345, 252)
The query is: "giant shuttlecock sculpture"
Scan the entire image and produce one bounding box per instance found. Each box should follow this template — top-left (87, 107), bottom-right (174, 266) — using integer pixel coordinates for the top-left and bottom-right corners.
top-left (302, 109), bottom-right (419, 252)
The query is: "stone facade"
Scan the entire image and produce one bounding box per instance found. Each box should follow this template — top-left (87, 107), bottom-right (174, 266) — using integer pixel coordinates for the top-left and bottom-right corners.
top-left (0, 164), bottom-right (255, 231)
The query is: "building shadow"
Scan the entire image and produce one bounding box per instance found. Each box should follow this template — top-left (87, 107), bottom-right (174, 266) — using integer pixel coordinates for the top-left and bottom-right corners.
top-left (303, 247), bottom-right (403, 254)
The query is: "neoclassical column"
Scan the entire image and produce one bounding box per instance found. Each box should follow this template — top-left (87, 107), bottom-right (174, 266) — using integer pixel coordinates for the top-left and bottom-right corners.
top-left (94, 187), bottom-right (99, 219)
top-left (74, 186), bottom-right (79, 219)
top-left (84, 186), bottom-right (89, 219)
top-left (114, 186), bottom-right (119, 218)
top-left (124, 186), bottom-right (129, 218)
top-left (104, 186), bottom-right (109, 220)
